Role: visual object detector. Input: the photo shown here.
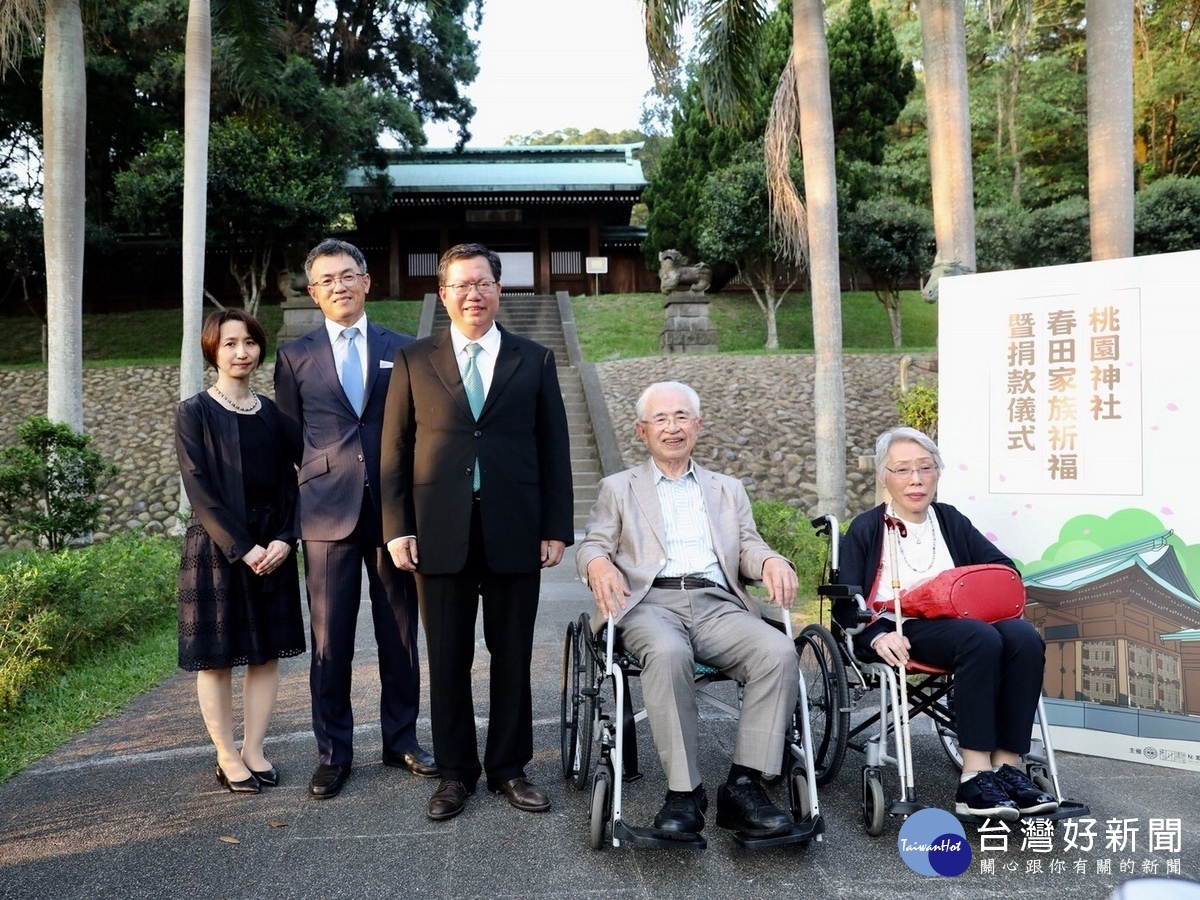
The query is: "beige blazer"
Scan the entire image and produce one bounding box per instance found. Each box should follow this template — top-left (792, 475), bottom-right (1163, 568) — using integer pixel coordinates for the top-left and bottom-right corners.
top-left (576, 459), bottom-right (789, 630)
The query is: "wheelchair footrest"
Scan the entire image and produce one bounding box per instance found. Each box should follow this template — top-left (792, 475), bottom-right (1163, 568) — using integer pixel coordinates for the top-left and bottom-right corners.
top-left (613, 820), bottom-right (707, 850)
top-left (731, 815), bottom-right (826, 849)
top-left (954, 798), bottom-right (1091, 826)
top-left (888, 799), bottom-right (928, 818)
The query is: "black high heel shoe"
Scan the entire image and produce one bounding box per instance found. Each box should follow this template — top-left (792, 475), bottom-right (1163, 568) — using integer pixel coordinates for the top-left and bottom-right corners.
top-left (216, 764), bottom-right (261, 794)
top-left (249, 766), bottom-right (279, 787)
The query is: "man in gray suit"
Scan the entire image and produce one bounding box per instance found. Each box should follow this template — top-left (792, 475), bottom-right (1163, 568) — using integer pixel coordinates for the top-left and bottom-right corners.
top-left (576, 381), bottom-right (799, 841)
top-left (275, 239), bottom-right (435, 799)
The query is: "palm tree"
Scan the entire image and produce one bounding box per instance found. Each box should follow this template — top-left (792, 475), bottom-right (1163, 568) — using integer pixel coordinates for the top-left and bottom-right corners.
top-left (181, 0), bottom-right (213, 410)
top-left (1086, 0), bottom-right (1134, 260)
top-left (1, 0), bottom-right (86, 431)
top-left (919, 0), bottom-right (976, 277)
top-left (644, 0), bottom-right (848, 516)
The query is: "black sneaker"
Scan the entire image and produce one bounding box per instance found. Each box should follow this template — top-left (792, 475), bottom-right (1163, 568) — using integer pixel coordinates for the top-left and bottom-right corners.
top-left (653, 785), bottom-right (708, 835)
top-left (954, 771), bottom-right (1020, 821)
top-left (716, 775), bottom-right (792, 837)
top-left (993, 764), bottom-right (1059, 815)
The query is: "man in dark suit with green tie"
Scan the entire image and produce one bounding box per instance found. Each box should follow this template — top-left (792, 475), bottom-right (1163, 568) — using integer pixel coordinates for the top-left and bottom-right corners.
top-left (380, 242), bottom-right (574, 821)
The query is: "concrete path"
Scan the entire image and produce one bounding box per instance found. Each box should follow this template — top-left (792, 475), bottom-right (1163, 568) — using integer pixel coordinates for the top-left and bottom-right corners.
top-left (0, 545), bottom-right (1196, 899)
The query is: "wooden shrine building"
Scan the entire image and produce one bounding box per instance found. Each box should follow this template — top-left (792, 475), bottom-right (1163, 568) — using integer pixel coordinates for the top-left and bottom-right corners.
top-left (346, 144), bottom-right (656, 298)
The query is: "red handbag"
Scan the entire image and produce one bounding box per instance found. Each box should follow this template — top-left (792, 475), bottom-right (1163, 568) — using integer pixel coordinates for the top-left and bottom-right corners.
top-left (879, 564), bottom-right (1026, 622)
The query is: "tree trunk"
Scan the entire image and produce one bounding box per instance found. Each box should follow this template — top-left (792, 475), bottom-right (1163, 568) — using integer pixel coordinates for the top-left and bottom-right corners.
top-left (1087, 0), bottom-right (1134, 260)
top-left (794, 0), bottom-right (846, 517)
top-left (179, 0), bottom-right (212, 525)
top-left (42, 0), bottom-right (85, 431)
top-left (920, 0), bottom-right (976, 273)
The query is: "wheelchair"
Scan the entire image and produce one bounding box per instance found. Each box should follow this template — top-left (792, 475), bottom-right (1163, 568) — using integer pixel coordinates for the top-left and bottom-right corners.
top-left (560, 604), bottom-right (826, 850)
top-left (797, 513), bottom-right (1090, 836)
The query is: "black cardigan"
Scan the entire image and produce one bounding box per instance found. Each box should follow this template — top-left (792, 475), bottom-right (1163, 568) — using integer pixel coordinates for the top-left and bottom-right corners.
top-left (175, 391), bottom-right (299, 563)
top-left (837, 501), bottom-right (1016, 647)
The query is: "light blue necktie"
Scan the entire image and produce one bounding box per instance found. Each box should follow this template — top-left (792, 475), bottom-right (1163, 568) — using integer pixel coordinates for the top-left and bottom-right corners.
top-left (463, 342), bottom-right (485, 490)
top-left (341, 327), bottom-right (364, 415)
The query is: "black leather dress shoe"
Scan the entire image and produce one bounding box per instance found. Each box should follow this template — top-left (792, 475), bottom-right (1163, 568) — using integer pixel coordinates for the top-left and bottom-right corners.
top-left (716, 775), bottom-right (792, 837)
top-left (216, 764), bottom-right (260, 794)
top-left (428, 780), bottom-right (474, 820)
top-left (249, 766), bottom-right (279, 787)
top-left (308, 763), bottom-right (351, 799)
top-left (488, 776), bottom-right (550, 813)
top-left (382, 747), bottom-right (439, 778)
top-left (653, 785), bottom-right (708, 835)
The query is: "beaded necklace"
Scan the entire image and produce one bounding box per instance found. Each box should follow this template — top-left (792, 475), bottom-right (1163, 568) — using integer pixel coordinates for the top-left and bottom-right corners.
top-left (890, 505), bottom-right (938, 574)
top-left (211, 385), bottom-right (259, 413)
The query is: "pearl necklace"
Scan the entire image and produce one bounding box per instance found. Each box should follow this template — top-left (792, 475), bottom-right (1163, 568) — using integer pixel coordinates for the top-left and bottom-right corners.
top-left (212, 385), bottom-right (259, 413)
top-left (891, 507), bottom-right (937, 574)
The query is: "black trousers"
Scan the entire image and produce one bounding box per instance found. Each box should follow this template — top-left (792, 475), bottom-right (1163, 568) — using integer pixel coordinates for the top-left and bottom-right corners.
top-left (858, 617), bottom-right (1045, 754)
top-left (304, 487), bottom-right (420, 766)
top-left (414, 500), bottom-right (540, 789)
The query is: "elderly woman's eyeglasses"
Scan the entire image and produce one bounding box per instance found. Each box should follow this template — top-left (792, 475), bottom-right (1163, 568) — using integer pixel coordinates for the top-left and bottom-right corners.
top-left (885, 465), bottom-right (938, 480)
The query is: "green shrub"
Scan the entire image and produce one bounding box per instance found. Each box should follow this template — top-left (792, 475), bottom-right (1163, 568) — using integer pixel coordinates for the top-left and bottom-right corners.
top-left (1134, 175), bottom-right (1200, 255)
top-left (1011, 197), bottom-right (1091, 269)
top-left (0, 416), bottom-right (119, 550)
top-left (894, 381), bottom-right (938, 440)
top-left (0, 533), bottom-right (179, 714)
top-left (751, 500), bottom-right (828, 600)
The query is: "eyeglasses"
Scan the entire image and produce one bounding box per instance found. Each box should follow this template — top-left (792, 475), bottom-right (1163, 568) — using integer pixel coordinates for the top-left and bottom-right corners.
top-left (643, 413), bottom-right (696, 430)
top-left (885, 465), bottom-right (938, 480)
top-left (443, 279), bottom-right (498, 297)
top-left (310, 272), bottom-right (364, 290)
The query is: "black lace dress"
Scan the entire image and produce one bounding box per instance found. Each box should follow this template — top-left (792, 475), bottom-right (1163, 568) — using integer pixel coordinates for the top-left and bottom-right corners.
top-left (176, 392), bottom-right (305, 671)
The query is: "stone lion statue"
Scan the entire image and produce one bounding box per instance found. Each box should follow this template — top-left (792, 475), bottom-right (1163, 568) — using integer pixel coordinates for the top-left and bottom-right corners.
top-left (658, 249), bottom-right (712, 294)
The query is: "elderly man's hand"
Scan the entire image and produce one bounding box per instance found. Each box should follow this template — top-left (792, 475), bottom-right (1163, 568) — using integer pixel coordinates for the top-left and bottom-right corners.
top-left (586, 557), bottom-right (630, 620)
top-left (762, 557), bottom-right (798, 609)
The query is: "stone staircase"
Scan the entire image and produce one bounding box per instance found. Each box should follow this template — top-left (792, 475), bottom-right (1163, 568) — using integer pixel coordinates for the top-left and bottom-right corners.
top-left (422, 294), bottom-right (608, 535)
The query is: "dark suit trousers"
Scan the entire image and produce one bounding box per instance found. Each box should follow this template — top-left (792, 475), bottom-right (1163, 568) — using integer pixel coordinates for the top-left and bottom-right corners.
top-left (859, 617), bottom-right (1045, 755)
top-left (304, 487), bottom-right (420, 765)
top-left (415, 500), bottom-right (540, 789)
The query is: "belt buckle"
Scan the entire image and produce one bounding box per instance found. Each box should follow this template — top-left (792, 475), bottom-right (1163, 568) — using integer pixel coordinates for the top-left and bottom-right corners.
top-left (677, 575), bottom-right (689, 590)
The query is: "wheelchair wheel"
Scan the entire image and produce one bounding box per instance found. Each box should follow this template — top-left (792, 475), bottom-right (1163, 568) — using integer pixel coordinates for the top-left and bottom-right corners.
top-left (573, 613), bottom-right (599, 790)
top-left (933, 693), bottom-right (963, 771)
top-left (560, 620), bottom-right (581, 780)
top-left (789, 763), bottom-right (811, 822)
top-left (796, 623), bottom-right (849, 785)
top-left (589, 765), bottom-right (613, 850)
top-left (862, 766), bottom-right (886, 836)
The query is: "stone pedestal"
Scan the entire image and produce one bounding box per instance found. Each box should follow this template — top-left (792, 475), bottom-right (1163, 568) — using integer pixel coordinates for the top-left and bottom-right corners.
top-left (276, 269), bottom-right (321, 343)
top-left (659, 292), bottom-right (717, 354)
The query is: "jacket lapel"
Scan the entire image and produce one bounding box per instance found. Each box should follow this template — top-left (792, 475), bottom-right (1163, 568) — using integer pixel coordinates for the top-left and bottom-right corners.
top-left (430, 329), bottom-right (475, 421)
top-left (630, 461), bottom-right (667, 557)
top-left (481, 324), bottom-right (520, 419)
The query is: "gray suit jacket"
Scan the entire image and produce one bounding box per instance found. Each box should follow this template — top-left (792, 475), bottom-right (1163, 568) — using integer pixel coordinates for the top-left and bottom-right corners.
top-left (576, 460), bottom-right (789, 630)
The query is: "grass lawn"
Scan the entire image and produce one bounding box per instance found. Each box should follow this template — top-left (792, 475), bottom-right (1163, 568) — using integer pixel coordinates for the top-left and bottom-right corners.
top-left (571, 289), bottom-right (937, 361)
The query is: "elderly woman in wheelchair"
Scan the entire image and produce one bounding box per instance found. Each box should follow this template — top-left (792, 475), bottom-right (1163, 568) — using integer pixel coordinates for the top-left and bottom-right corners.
top-left (839, 426), bottom-right (1058, 822)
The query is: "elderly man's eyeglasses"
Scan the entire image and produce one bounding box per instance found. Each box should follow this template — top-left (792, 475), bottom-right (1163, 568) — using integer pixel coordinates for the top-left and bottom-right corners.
top-left (643, 413), bottom-right (695, 429)
top-left (310, 272), bottom-right (364, 290)
top-left (885, 465), bottom-right (938, 480)
top-left (443, 280), bottom-right (498, 297)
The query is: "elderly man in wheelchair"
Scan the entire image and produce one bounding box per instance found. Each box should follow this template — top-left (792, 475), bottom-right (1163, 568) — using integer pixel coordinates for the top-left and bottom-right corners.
top-left (576, 381), bottom-right (800, 842)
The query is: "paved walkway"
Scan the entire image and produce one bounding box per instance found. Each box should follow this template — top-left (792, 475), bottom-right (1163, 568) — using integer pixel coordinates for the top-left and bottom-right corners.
top-left (0, 546), bottom-right (1197, 899)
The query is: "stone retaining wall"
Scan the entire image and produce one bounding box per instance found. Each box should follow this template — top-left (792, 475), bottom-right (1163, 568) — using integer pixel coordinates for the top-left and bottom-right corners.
top-left (0, 355), bottom-right (929, 550)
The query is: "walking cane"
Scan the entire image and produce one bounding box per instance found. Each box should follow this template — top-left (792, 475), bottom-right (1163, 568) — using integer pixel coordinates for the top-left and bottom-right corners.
top-left (884, 512), bottom-right (917, 804)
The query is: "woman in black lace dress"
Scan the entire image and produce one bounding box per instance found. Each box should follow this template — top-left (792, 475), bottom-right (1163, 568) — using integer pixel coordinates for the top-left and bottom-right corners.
top-left (176, 309), bottom-right (304, 793)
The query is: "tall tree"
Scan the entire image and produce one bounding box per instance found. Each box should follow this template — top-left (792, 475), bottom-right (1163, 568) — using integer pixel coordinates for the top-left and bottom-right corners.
top-left (1, 0), bottom-right (85, 430)
top-left (181, 0), bottom-right (212, 418)
top-left (1087, 0), bottom-right (1134, 260)
top-left (919, 0), bottom-right (976, 277)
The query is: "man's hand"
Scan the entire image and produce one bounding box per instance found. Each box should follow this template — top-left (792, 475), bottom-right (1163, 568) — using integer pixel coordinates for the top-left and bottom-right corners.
top-left (586, 557), bottom-right (630, 619)
top-left (541, 539), bottom-right (566, 568)
top-left (388, 536), bottom-right (419, 571)
top-left (762, 557), bottom-right (798, 609)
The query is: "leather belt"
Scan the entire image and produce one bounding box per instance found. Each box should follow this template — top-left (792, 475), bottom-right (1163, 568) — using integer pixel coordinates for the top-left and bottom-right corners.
top-left (651, 575), bottom-right (723, 591)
